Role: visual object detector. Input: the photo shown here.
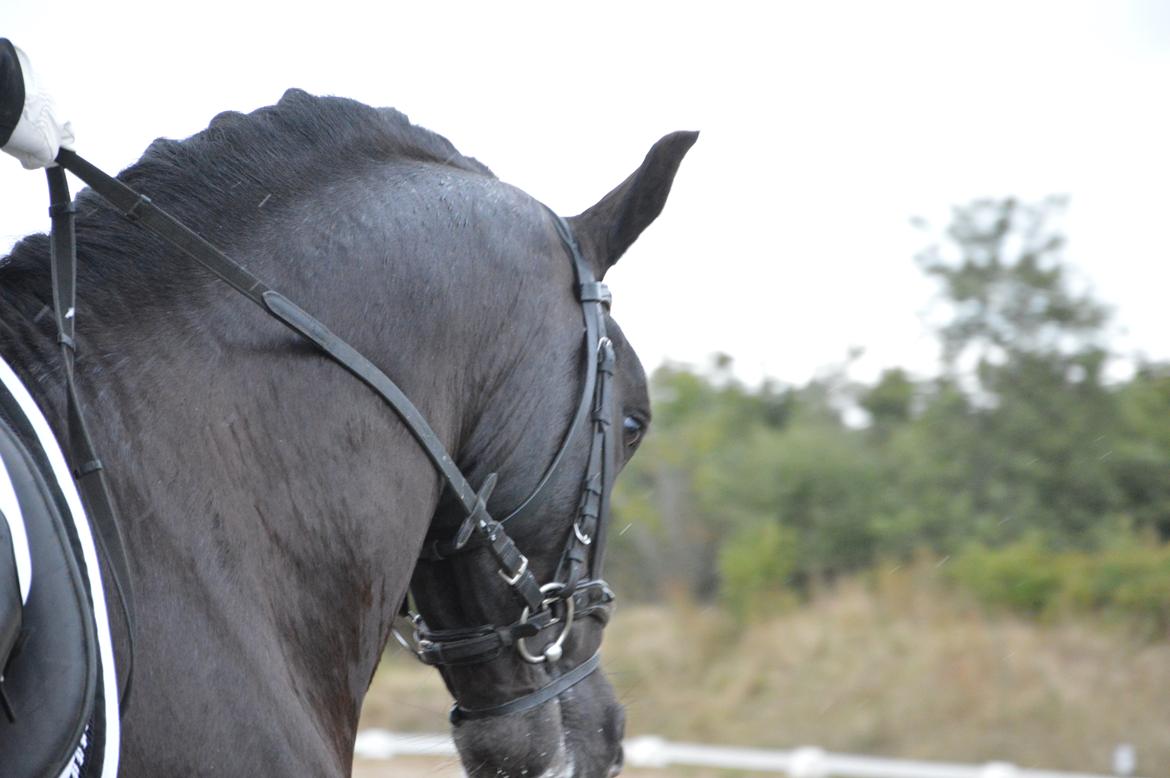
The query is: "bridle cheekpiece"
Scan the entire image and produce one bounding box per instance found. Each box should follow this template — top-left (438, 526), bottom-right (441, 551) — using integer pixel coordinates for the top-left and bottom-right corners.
top-left (400, 211), bottom-right (621, 723)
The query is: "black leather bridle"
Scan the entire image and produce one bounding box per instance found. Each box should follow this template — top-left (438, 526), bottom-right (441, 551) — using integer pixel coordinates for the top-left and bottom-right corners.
top-left (403, 213), bottom-right (619, 723)
top-left (46, 150), bottom-right (619, 723)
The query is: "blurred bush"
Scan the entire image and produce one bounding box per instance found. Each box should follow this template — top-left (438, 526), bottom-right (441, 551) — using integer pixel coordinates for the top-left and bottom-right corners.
top-left (950, 537), bottom-right (1170, 636)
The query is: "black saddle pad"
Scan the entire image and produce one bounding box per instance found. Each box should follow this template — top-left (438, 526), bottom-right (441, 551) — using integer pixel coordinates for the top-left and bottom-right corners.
top-left (0, 408), bottom-right (98, 776)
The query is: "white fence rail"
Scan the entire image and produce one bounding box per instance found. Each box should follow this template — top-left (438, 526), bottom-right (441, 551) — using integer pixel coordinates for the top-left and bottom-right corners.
top-left (354, 730), bottom-right (1142, 778)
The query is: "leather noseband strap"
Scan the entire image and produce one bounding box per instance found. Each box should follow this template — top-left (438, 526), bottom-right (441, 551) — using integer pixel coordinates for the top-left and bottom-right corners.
top-left (448, 652), bottom-right (602, 725)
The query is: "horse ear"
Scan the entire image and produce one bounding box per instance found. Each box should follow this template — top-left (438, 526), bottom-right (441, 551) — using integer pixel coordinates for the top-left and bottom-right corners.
top-left (569, 130), bottom-right (698, 279)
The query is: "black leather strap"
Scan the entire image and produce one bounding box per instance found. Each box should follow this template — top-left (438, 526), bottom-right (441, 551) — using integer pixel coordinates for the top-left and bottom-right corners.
top-left (414, 582), bottom-right (613, 667)
top-left (449, 651), bottom-right (601, 724)
top-left (416, 612), bottom-right (551, 666)
top-left (260, 291), bottom-right (479, 501)
top-left (47, 166), bottom-right (137, 710)
top-left (590, 339), bottom-right (617, 582)
top-left (490, 211), bottom-right (605, 528)
top-left (55, 151), bottom-right (273, 308)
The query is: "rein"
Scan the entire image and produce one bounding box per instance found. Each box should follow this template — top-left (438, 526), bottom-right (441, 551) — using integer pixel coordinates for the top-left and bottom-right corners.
top-left (45, 149), bottom-right (618, 723)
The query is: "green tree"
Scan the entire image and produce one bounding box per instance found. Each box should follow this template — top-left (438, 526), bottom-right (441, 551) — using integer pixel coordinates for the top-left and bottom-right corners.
top-left (608, 358), bottom-right (796, 599)
top-left (909, 197), bottom-right (1121, 546)
top-left (917, 196), bottom-right (1109, 377)
top-left (1109, 363), bottom-right (1170, 538)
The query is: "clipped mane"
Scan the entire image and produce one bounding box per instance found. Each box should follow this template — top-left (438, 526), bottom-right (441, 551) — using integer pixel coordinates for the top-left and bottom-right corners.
top-left (0, 89), bottom-right (493, 299)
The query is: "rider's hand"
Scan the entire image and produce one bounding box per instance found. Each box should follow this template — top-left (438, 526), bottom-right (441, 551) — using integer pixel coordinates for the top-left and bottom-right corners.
top-left (1, 44), bottom-right (74, 169)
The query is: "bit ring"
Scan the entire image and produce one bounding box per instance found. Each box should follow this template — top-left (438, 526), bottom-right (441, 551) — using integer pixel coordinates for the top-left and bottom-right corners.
top-left (517, 583), bottom-right (575, 664)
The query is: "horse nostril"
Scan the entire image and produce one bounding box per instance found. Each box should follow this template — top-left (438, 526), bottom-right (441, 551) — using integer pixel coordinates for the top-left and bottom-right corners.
top-left (608, 745), bottom-right (624, 776)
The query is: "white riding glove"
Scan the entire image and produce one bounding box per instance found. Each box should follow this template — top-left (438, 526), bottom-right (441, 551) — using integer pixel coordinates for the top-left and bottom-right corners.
top-left (2, 45), bottom-right (74, 169)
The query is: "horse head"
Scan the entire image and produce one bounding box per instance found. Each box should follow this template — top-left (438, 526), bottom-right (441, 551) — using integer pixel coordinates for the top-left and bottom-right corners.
top-left (407, 131), bottom-right (697, 777)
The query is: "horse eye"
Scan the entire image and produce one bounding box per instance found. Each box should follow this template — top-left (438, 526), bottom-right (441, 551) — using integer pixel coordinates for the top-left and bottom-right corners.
top-left (622, 416), bottom-right (644, 448)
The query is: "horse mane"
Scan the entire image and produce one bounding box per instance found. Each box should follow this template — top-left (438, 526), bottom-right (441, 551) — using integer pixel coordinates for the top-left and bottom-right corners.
top-left (0, 89), bottom-right (494, 302)
top-left (119, 87), bottom-right (494, 200)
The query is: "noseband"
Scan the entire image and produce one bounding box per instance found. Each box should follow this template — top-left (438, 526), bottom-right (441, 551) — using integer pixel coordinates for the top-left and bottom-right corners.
top-left (46, 151), bottom-right (619, 724)
top-left (402, 214), bottom-right (619, 723)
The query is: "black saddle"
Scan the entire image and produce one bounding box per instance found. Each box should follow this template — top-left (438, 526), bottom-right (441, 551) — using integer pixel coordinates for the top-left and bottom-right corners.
top-left (0, 386), bottom-right (100, 777)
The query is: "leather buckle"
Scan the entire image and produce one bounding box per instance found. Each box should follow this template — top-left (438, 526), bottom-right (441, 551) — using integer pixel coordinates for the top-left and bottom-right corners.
top-left (124, 194), bottom-right (152, 223)
top-left (497, 555), bottom-right (529, 586)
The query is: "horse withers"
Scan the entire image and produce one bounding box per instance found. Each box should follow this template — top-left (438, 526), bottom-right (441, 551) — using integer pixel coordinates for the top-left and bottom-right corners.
top-left (0, 90), bottom-right (695, 777)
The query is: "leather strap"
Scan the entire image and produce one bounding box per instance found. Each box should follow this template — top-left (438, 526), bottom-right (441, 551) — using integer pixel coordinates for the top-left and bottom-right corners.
top-left (490, 212), bottom-right (609, 528)
top-left (449, 651), bottom-right (601, 724)
top-left (47, 166), bottom-right (136, 710)
top-left (416, 612), bottom-right (550, 666)
top-left (414, 581), bottom-right (613, 666)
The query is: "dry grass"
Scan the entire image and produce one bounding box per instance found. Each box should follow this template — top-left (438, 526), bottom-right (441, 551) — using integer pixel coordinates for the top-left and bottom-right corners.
top-left (360, 568), bottom-right (1170, 774)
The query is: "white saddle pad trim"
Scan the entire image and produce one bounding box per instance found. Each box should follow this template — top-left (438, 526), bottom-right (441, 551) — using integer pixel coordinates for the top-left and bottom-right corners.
top-left (0, 353), bottom-right (120, 778)
top-left (0, 455), bottom-right (32, 603)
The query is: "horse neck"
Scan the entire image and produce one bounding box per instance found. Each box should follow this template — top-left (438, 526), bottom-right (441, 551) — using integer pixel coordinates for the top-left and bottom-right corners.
top-left (0, 167), bottom-right (571, 763)
top-left (176, 172), bottom-right (581, 755)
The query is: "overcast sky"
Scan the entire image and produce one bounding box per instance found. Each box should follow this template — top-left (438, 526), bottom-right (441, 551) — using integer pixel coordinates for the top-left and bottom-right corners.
top-left (3, 1), bottom-right (1168, 386)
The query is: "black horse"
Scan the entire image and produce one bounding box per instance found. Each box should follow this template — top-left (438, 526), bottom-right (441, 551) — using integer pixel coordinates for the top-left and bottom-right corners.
top-left (0, 90), bottom-right (695, 776)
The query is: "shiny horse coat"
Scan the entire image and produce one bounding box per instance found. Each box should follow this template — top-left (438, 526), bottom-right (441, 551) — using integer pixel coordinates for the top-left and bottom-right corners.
top-left (0, 89), bottom-right (695, 777)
